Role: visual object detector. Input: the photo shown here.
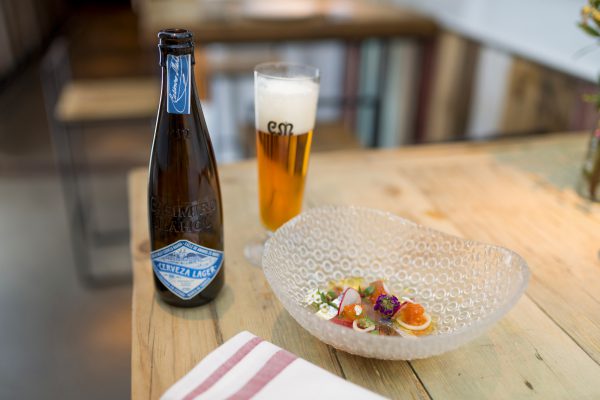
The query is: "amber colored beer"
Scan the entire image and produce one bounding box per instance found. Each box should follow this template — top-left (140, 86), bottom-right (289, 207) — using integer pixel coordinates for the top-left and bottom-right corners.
top-left (256, 129), bottom-right (313, 231)
top-left (254, 62), bottom-right (319, 233)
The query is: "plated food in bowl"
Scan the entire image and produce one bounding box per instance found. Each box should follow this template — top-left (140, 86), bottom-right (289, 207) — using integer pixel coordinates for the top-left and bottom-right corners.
top-left (262, 206), bottom-right (529, 360)
top-left (307, 277), bottom-right (434, 337)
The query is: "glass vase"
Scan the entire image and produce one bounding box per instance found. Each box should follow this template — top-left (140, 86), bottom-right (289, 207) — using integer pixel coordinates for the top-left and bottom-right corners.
top-left (577, 124), bottom-right (600, 202)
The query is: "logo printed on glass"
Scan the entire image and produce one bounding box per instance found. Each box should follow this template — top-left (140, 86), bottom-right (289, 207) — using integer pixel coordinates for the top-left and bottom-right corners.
top-left (267, 121), bottom-right (294, 135)
top-left (166, 54), bottom-right (191, 114)
top-left (151, 240), bottom-right (223, 300)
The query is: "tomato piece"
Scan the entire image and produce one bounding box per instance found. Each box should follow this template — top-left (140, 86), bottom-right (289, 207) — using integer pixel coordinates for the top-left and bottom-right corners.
top-left (368, 280), bottom-right (388, 303)
top-left (398, 302), bottom-right (427, 325)
top-left (341, 304), bottom-right (363, 321)
top-left (330, 317), bottom-right (353, 328)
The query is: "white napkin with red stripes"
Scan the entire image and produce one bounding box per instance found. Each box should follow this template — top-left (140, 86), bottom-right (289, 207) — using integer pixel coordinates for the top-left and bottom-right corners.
top-left (161, 331), bottom-right (387, 400)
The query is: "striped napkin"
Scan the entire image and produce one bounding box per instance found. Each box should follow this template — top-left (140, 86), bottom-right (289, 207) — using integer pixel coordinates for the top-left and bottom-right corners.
top-left (161, 331), bottom-right (387, 400)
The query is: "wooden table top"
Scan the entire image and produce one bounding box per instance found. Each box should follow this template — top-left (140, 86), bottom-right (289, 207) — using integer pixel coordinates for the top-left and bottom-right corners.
top-left (129, 133), bottom-right (600, 399)
top-left (137, 0), bottom-right (437, 43)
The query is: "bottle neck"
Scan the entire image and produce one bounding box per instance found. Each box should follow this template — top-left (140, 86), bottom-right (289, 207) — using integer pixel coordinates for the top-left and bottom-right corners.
top-left (159, 45), bottom-right (195, 67)
top-left (160, 48), bottom-right (195, 116)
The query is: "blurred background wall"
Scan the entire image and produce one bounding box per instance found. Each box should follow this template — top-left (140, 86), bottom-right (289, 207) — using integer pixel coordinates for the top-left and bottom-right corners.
top-left (2, 0), bottom-right (599, 152)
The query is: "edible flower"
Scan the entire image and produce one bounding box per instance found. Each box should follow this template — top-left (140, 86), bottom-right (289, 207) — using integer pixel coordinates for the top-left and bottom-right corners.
top-left (374, 294), bottom-right (400, 317)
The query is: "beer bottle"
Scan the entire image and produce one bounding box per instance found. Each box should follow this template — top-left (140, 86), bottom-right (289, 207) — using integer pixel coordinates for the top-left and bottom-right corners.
top-left (148, 29), bottom-right (224, 307)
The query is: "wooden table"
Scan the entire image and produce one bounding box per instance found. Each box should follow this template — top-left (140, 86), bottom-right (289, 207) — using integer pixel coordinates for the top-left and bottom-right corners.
top-left (137, 0), bottom-right (437, 43)
top-left (129, 133), bottom-right (600, 399)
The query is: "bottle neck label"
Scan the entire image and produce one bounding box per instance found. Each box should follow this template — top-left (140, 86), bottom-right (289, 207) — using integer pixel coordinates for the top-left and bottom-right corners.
top-left (166, 54), bottom-right (191, 114)
top-left (151, 240), bottom-right (223, 300)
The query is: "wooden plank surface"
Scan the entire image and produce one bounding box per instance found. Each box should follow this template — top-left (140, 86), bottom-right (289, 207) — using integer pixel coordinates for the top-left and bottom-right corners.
top-left (137, 0), bottom-right (437, 44)
top-left (130, 133), bottom-right (600, 399)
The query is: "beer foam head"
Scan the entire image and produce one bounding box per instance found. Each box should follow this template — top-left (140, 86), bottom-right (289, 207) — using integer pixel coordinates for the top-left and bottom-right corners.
top-left (255, 75), bottom-right (319, 135)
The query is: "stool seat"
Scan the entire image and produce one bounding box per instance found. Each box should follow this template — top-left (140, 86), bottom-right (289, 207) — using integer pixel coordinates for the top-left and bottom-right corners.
top-left (55, 78), bottom-right (160, 124)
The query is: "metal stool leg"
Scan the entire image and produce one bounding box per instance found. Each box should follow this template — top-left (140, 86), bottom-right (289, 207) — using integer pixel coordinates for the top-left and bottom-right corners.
top-left (57, 124), bottom-right (132, 288)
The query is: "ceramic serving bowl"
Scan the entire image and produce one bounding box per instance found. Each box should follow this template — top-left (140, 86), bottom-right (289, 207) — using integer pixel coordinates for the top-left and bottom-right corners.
top-left (262, 206), bottom-right (529, 360)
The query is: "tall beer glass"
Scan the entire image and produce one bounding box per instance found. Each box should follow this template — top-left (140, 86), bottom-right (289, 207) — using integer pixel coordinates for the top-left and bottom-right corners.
top-left (245, 62), bottom-right (320, 265)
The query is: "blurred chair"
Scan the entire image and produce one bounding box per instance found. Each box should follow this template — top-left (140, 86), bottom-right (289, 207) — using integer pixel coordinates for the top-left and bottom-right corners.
top-left (41, 37), bottom-right (157, 288)
top-left (40, 37), bottom-right (279, 287)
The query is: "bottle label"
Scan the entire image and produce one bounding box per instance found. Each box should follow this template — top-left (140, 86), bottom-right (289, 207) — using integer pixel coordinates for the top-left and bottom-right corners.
top-left (151, 239), bottom-right (223, 300)
top-left (166, 54), bottom-right (191, 114)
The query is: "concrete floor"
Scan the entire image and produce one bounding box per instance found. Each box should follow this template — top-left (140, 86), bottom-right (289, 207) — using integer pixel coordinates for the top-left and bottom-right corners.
top-left (0, 62), bottom-right (132, 398)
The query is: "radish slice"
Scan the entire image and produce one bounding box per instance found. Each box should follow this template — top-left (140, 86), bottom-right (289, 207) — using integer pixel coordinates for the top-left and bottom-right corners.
top-left (382, 281), bottom-right (390, 293)
top-left (396, 312), bottom-right (431, 331)
top-left (353, 319), bottom-right (375, 333)
top-left (369, 280), bottom-right (390, 294)
top-left (337, 288), bottom-right (361, 316)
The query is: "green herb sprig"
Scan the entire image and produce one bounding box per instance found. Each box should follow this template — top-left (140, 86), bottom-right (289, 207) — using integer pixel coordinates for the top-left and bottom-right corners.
top-left (358, 285), bottom-right (374, 298)
top-left (319, 290), bottom-right (339, 310)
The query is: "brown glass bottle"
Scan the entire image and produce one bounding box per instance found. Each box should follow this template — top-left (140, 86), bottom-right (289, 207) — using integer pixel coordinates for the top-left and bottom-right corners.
top-left (148, 29), bottom-right (224, 307)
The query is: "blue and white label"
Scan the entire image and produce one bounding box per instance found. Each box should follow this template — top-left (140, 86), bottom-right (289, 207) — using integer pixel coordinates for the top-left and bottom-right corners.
top-left (166, 54), bottom-right (191, 114)
top-left (151, 240), bottom-right (223, 300)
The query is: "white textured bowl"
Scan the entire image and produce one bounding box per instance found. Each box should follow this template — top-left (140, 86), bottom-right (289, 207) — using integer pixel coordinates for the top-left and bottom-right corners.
top-left (262, 206), bottom-right (529, 360)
